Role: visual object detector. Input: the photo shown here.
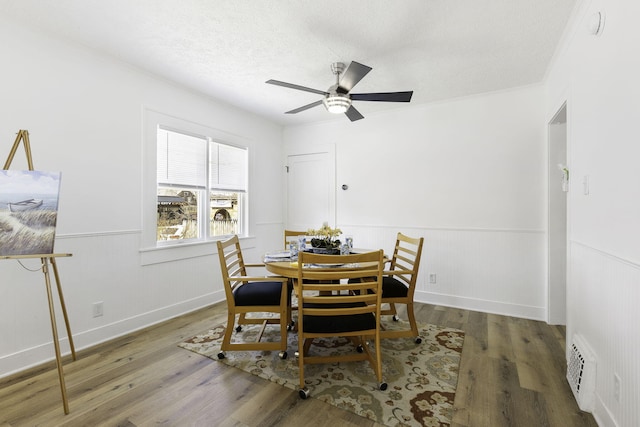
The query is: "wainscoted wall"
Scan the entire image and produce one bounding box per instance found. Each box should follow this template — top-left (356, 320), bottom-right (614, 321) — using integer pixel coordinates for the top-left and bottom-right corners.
top-left (340, 224), bottom-right (546, 320)
top-left (0, 231), bottom-right (222, 375)
top-left (0, 224), bottom-right (287, 377)
top-left (569, 242), bottom-right (640, 427)
top-left (546, 2), bottom-right (640, 425)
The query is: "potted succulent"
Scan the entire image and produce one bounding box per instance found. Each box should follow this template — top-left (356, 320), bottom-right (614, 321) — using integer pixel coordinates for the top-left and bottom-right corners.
top-left (307, 223), bottom-right (342, 254)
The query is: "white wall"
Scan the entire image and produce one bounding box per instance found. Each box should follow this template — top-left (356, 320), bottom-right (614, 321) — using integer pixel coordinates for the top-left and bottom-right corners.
top-left (546, 0), bottom-right (640, 425)
top-left (0, 20), bottom-right (284, 376)
top-left (284, 85), bottom-right (548, 320)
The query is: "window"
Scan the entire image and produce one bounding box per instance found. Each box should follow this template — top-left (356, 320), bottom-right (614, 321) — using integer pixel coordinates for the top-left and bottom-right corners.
top-left (156, 127), bottom-right (247, 243)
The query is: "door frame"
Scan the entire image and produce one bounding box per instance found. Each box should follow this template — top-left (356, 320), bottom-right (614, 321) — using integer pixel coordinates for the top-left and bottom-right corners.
top-left (547, 101), bottom-right (568, 325)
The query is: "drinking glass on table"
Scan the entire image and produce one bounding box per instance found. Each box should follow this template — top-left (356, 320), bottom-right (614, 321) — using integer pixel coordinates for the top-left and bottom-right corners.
top-left (340, 243), bottom-right (349, 255)
top-left (298, 235), bottom-right (307, 252)
top-left (345, 236), bottom-right (353, 251)
top-left (289, 240), bottom-right (299, 260)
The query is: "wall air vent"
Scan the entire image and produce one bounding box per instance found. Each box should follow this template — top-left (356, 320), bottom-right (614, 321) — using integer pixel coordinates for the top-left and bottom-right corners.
top-left (566, 334), bottom-right (596, 412)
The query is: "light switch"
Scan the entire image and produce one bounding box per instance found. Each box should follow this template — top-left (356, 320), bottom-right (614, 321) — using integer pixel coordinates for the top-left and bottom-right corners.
top-left (583, 175), bottom-right (590, 195)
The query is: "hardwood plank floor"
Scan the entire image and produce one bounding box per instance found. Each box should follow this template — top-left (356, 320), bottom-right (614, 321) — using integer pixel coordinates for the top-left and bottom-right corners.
top-left (0, 302), bottom-right (598, 427)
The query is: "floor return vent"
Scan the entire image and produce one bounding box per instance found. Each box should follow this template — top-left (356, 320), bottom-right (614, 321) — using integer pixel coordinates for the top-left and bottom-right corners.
top-left (566, 334), bottom-right (596, 412)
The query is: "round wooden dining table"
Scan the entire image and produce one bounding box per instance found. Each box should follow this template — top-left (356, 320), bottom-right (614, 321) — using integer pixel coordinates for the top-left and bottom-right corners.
top-left (263, 249), bottom-right (388, 278)
top-left (263, 260), bottom-right (301, 278)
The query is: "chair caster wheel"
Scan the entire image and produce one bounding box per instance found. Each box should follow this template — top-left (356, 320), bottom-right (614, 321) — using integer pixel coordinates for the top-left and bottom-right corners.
top-left (392, 315), bottom-right (400, 321)
top-left (235, 326), bottom-right (242, 332)
top-left (217, 352), bottom-right (225, 360)
top-left (294, 351), bottom-right (300, 358)
top-left (379, 382), bottom-right (388, 391)
top-left (299, 388), bottom-right (310, 399)
top-left (287, 321), bottom-right (295, 331)
top-left (415, 337), bottom-right (422, 344)
top-left (356, 345), bottom-right (364, 353)
top-left (279, 351), bottom-right (288, 360)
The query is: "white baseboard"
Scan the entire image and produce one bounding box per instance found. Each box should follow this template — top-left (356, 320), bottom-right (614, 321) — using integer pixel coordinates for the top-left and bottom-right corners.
top-left (415, 290), bottom-right (546, 321)
top-left (593, 391), bottom-right (617, 427)
top-left (0, 291), bottom-right (224, 379)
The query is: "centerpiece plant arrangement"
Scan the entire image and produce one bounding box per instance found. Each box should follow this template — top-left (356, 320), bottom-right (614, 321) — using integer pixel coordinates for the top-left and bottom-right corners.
top-left (307, 223), bottom-right (342, 254)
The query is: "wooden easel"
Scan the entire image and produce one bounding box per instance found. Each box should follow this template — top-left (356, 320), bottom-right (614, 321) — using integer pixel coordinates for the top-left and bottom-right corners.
top-left (1, 130), bottom-right (75, 414)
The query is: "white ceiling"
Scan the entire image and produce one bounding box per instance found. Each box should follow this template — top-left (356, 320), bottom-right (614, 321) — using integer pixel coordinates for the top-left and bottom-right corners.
top-left (0, 0), bottom-right (578, 126)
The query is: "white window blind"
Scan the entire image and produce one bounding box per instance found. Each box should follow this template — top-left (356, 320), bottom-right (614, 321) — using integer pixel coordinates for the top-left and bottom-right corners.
top-left (209, 141), bottom-right (247, 192)
top-left (157, 128), bottom-right (206, 188)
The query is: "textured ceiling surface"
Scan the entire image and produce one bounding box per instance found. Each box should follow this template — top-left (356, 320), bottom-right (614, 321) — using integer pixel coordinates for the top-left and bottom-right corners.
top-left (0, 0), bottom-right (578, 126)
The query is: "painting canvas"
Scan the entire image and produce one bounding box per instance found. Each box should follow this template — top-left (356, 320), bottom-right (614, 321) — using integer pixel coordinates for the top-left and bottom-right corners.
top-left (0, 170), bottom-right (61, 256)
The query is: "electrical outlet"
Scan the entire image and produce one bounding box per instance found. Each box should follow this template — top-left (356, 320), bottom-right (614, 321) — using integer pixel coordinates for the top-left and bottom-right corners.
top-left (614, 373), bottom-right (621, 402)
top-left (429, 273), bottom-right (437, 284)
top-left (93, 301), bottom-right (104, 318)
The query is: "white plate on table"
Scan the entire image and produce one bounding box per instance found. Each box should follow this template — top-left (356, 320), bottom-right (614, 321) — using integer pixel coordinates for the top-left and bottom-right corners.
top-left (348, 248), bottom-right (373, 254)
top-left (308, 263), bottom-right (345, 268)
top-left (265, 251), bottom-right (291, 259)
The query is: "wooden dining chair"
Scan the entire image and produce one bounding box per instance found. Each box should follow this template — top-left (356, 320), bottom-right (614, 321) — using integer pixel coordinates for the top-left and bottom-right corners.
top-left (380, 232), bottom-right (424, 343)
top-left (216, 235), bottom-right (290, 360)
top-left (283, 229), bottom-right (308, 249)
top-left (295, 250), bottom-right (387, 399)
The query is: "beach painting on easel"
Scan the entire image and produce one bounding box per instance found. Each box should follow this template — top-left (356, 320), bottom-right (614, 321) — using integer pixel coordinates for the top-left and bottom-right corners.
top-left (0, 170), bottom-right (61, 256)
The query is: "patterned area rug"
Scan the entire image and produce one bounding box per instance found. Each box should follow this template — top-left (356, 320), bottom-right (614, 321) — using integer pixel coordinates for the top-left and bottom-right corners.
top-left (179, 319), bottom-right (464, 426)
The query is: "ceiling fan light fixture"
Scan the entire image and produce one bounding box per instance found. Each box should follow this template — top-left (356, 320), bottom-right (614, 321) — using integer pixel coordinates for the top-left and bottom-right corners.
top-left (323, 93), bottom-right (351, 114)
top-left (267, 61), bottom-right (412, 121)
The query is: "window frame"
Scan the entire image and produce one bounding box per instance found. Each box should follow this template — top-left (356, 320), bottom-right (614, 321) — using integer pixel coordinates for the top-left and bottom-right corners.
top-left (141, 109), bottom-right (250, 265)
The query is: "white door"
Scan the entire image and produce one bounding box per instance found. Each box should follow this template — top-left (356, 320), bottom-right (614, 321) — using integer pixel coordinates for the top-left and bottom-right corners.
top-left (287, 151), bottom-right (335, 231)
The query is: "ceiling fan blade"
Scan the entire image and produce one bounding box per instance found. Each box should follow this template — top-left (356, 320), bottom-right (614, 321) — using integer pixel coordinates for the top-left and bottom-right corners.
top-left (285, 100), bottom-right (323, 114)
top-left (350, 91), bottom-right (413, 102)
top-left (345, 105), bottom-right (364, 122)
top-left (266, 79), bottom-right (328, 96)
top-left (337, 61), bottom-right (372, 94)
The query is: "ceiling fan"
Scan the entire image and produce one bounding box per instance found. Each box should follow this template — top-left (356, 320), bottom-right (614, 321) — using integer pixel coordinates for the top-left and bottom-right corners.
top-left (266, 61), bottom-right (413, 122)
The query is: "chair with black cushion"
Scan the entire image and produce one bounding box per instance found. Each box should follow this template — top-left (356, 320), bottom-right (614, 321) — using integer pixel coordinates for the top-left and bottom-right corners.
top-left (380, 232), bottom-right (424, 343)
top-left (216, 235), bottom-right (290, 360)
top-left (295, 250), bottom-right (386, 399)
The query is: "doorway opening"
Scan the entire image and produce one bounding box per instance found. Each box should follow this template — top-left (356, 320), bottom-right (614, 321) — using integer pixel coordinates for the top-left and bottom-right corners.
top-left (548, 103), bottom-right (568, 325)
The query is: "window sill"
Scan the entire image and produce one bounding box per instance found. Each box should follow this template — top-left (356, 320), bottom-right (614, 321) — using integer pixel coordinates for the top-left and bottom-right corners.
top-left (140, 235), bottom-right (254, 265)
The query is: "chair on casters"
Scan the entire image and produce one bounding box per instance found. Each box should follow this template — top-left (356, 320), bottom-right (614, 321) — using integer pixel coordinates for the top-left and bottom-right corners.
top-left (295, 250), bottom-right (387, 399)
top-left (216, 235), bottom-right (290, 360)
top-left (380, 232), bottom-right (424, 343)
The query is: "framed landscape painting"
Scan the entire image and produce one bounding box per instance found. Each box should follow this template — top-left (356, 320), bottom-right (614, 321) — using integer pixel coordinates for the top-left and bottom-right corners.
top-left (0, 170), bottom-right (61, 256)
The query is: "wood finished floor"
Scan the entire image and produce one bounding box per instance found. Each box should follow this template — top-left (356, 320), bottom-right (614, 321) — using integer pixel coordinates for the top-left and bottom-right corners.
top-left (0, 302), bottom-right (598, 427)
